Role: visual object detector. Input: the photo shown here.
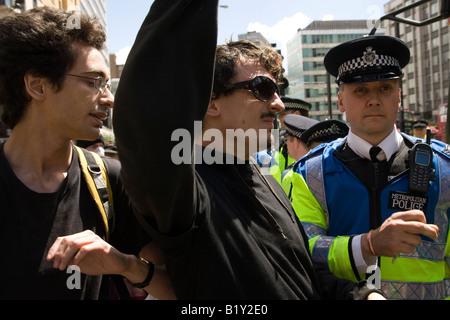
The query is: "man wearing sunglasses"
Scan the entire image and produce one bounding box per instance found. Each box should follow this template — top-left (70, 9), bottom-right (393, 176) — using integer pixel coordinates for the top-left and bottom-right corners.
top-left (114, 0), bottom-right (384, 300)
top-left (0, 7), bottom-right (174, 300)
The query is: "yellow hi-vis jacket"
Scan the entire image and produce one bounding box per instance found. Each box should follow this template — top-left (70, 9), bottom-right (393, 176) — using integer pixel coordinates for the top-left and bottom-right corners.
top-left (270, 149), bottom-right (295, 184)
top-left (289, 137), bottom-right (450, 300)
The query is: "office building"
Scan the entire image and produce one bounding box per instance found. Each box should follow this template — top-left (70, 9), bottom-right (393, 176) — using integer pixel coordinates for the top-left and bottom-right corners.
top-left (1, 0), bottom-right (78, 14)
top-left (382, 0), bottom-right (449, 120)
top-left (0, 0), bottom-right (108, 64)
top-left (286, 20), bottom-right (384, 121)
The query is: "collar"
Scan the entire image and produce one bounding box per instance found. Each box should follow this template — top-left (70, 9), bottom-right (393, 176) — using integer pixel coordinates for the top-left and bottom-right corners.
top-left (347, 127), bottom-right (403, 161)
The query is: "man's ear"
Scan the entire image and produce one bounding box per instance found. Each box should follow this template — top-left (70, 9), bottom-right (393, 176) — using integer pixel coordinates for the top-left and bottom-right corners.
top-left (337, 90), bottom-right (345, 113)
top-left (23, 73), bottom-right (46, 101)
top-left (206, 99), bottom-right (220, 117)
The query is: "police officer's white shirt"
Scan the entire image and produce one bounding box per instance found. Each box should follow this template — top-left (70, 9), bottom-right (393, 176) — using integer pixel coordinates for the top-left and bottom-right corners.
top-left (347, 127), bottom-right (404, 273)
top-left (346, 126), bottom-right (403, 162)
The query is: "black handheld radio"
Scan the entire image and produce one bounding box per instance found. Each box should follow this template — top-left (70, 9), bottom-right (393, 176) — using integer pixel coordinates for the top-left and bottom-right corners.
top-left (408, 131), bottom-right (434, 195)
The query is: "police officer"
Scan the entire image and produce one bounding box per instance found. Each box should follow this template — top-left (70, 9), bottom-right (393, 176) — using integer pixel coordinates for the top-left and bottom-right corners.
top-left (292, 35), bottom-right (450, 299)
top-left (283, 114), bottom-right (319, 165)
top-left (412, 120), bottom-right (428, 139)
top-left (298, 118), bottom-right (349, 151)
top-left (281, 116), bottom-right (348, 202)
top-left (256, 97), bottom-right (312, 183)
top-left (278, 96), bottom-right (312, 130)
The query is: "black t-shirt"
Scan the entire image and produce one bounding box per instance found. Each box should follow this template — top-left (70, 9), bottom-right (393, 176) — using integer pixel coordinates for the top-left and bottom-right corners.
top-left (0, 143), bottom-right (150, 299)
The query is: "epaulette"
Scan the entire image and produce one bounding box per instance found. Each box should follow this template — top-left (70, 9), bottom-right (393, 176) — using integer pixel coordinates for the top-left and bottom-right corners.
top-left (434, 142), bottom-right (450, 159)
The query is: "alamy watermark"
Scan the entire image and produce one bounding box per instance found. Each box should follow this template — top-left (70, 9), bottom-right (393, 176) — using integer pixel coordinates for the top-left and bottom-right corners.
top-left (171, 121), bottom-right (279, 174)
top-left (64, 264), bottom-right (382, 291)
top-left (366, 265), bottom-right (381, 290)
top-left (66, 265), bottom-right (81, 290)
top-left (66, 10), bottom-right (81, 30)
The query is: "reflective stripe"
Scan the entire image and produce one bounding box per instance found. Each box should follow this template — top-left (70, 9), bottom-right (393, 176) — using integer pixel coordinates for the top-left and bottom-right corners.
top-left (396, 240), bottom-right (446, 261)
top-left (435, 155), bottom-right (450, 245)
top-left (446, 278), bottom-right (450, 298)
top-left (301, 221), bottom-right (327, 239)
top-left (305, 154), bottom-right (328, 214)
top-left (311, 235), bottom-right (356, 280)
top-left (435, 153), bottom-right (450, 299)
top-left (381, 280), bottom-right (446, 300)
top-left (310, 236), bottom-right (334, 271)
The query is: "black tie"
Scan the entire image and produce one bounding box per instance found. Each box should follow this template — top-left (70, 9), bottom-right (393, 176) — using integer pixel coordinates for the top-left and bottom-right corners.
top-left (370, 146), bottom-right (383, 162)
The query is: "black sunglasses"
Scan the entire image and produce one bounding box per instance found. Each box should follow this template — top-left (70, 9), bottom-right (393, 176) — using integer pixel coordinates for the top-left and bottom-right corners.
top-left (226, 76), bottom-right (280, 102)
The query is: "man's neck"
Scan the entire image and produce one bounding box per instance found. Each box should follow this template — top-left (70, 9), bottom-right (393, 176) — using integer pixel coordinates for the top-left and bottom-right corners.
top-left (4, 126), bottom-right (73, 193)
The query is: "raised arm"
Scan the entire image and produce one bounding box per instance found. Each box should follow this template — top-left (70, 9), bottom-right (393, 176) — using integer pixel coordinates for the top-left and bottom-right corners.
top-left (113, 0), bottom-right (218, 235)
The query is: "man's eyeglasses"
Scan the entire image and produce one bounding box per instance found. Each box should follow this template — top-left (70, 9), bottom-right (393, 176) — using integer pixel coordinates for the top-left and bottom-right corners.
top-left (226, 76), bottom-right (280, 102)
top-left (65, 73), bottom-right (111, 93)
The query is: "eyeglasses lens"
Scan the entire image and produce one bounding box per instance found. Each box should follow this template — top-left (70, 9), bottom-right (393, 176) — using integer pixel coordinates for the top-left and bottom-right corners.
top-left (96, 78), bottom-right (110, 92)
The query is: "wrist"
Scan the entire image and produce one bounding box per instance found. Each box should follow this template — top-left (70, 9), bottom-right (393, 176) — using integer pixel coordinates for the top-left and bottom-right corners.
top-left (127, 256), bottom-right (155, 289)
top-left (367, 230), bottom-right (378, 256)
top-left (121, 255), bottom-right (149, 282)
top-left (361, 231), bottom-right (378, 260)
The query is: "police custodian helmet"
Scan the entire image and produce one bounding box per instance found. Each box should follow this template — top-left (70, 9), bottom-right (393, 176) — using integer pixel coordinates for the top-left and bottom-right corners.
top-left (300, 119), bottom-right (349, 147)
top-left (324, 35), bottom-right (410, 84)
top-left (284, 114), bottom-right (319, 139)
top-left (281, 96), bottom-right (312, 115)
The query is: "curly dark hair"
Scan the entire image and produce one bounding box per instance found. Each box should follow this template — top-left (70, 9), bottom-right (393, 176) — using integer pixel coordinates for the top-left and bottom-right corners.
top-left (213, 40), bottom-right (284, 99)
top-left (0, 6), bottom-right (106, 129)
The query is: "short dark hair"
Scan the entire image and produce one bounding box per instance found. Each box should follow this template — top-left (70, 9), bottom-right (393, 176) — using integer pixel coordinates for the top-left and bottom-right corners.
top-left (0, 6), bottom-right (106, 128)
top-left (213, 40), bottom-right (284, 99)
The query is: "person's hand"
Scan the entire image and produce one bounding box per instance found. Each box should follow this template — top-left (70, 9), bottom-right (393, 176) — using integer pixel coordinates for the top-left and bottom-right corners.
top-left (362, 210), bottom-right (438, 259)
top-left (47, 231), bottom-right (177, 299)
top-left (46, 230), bottom-right (129, 276)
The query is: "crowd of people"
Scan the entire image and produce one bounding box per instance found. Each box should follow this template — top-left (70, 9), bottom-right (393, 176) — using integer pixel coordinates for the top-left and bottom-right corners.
top-left (0, 0), bottom-right (448, 302)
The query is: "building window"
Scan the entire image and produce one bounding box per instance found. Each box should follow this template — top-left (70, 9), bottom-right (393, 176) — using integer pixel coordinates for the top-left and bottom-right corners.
top-left (431, 1), bottom-right (439, 15)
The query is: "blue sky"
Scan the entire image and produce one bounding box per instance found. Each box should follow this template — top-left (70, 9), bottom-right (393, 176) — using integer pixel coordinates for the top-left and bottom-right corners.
top-left (106, 0), bottom-right (389, 64)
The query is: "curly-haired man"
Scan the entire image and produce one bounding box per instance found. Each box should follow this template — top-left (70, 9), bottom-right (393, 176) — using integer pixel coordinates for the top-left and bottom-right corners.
top-left (0, 7), bottom-right (173, 300)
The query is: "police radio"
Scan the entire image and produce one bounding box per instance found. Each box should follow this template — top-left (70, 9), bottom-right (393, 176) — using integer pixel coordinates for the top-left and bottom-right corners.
top-left (408, 133), bottom-right (434, 195)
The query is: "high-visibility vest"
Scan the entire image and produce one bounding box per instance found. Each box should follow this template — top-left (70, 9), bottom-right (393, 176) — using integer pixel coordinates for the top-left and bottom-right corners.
top-left (292, 135), bottom-right (450, 300)
top-left (271, 149), bottom-right (295, 184)
top-left (254, 148), bottom-right (295, 184)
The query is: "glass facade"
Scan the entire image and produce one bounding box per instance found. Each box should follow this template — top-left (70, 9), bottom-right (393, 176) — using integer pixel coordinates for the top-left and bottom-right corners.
top-left (301, 33), bottom-right (366, 44)
top-left (80, 0), bottom-right (108, 67)
top-left (286, 21), bottom-right (379, 121)
top-left (383, 0), bottom-right (449, 121)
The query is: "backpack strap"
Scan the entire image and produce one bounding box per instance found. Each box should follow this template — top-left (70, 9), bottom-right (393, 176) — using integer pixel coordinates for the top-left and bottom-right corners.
top-left (75, 146), bottom-right (114, 242)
